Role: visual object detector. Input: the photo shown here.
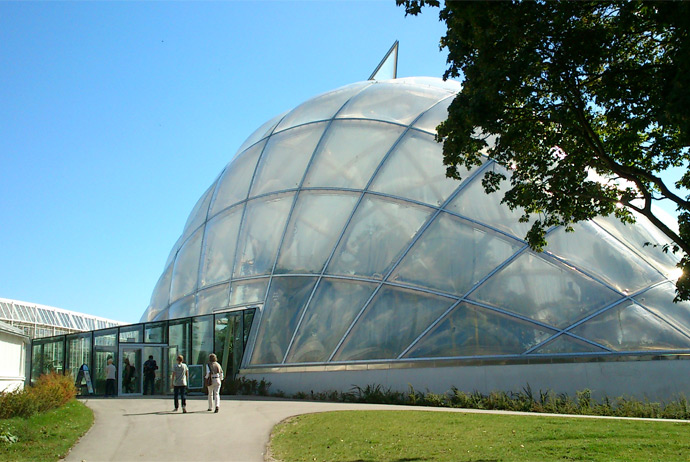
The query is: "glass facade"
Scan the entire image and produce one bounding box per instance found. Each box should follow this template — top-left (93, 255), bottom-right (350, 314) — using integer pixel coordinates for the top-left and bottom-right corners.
top-left (128, 76), bottom-right (687, 371)
top-left (30, 308), bottom-right (256, 395)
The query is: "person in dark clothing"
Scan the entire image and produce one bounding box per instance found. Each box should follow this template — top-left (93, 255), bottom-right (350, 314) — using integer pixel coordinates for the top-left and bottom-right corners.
top-left (123, 358), bottom-right (136, 393)
top-left (143, 355), bottom-right (158, 395)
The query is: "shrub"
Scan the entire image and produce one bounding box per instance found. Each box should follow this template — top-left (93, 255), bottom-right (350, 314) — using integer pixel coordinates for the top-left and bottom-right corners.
top-left (0, 372), bottom-right (77, 419)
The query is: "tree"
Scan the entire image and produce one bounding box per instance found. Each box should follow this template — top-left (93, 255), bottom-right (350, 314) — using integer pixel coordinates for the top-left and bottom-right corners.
top-left (398, 0), bottom-right (690, 300)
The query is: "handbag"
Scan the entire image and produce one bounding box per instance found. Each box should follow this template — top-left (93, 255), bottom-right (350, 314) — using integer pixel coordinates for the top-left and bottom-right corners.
top-left (205, 363), bottom-right (213, 387)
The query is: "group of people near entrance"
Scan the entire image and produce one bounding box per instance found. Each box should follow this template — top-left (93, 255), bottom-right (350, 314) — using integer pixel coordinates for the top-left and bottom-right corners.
top-left (171, 353), bottom-right (223, 413)
top-left (102, 353), bottom-right (224, 414)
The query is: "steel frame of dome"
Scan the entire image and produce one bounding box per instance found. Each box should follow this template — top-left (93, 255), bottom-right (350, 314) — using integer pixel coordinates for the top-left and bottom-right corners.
top-left (141, 77), bottom-right (690, 381)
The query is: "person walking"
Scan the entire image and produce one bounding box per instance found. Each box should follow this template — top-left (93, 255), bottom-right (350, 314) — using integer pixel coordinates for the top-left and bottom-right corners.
top-left (123, 358), bottom-right (135, 393)
top-left (205, 353), bottom-right (224, 413)
top-left (143, 355), bottom-right (158, 395)
top-left (171, 354), bottom-right (189, 413)
top-left (105, 358), bottom-right (117, 397)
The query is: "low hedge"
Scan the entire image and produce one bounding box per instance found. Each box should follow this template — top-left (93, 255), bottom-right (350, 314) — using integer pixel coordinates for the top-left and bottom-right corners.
top-left (0, 373), bottom-right (77, 419)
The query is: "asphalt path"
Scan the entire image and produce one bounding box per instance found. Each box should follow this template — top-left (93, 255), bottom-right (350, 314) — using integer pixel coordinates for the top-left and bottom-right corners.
top-left (63, 395), bottom-right (690, 462)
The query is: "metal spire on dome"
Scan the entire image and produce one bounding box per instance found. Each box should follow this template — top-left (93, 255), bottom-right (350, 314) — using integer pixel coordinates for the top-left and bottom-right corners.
top-left (368, 40), bottom-right (399, 80)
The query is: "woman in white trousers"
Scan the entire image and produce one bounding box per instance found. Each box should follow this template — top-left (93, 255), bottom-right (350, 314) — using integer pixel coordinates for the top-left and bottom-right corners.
top-left (206, 353), bottom-right (224, 413)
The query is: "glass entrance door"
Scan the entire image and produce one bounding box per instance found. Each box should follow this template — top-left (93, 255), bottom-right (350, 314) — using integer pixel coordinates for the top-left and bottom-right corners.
top-left (119, 344), bottom-right (168, 396)
top-left (120, 347), bottom-right (142, 395)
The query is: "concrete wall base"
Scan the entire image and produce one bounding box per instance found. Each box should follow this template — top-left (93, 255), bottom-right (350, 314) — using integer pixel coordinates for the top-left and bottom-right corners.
top-left (242, 359), bottom-right (690, 401)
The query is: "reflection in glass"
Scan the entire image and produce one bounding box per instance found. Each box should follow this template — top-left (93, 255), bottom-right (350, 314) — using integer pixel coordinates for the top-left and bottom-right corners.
top-left (229, 278), bottom-right (268, 307)
top-left (391, 213), bottom-right (521, 296)
top-left (471, 252), bottom-right (621, 329)
top-left (168, 295), bottom-right (196, 321)
top-left (145, 322), bottom-right (167, 343)
top-left (593, 213), bottom-right (679, 278)
top-left (406, 303), bottom-right (553, 358)
top-left (370, 130), bottom-right (467, 206)
top-left (201, 207), bottom-right (243, 287)
top-left (446, 163), bottom-right (534, 239)
top-left (546, 222), bottom-right (662, 294)
top-left (192, 315), bottom-right (214, 365)
top-left (66, 333), bottom-right (91, 390)
top-left (250, 277), bottom-right (317, 365)
top-left (571, 302), bottom-right (690, 351)
top-left (276, 192), bottom-right (359, 274)
top-left (287, 279), bottom-right (376, 363)
top-left (119, 325), bottom-right (143, 343)
top-left (336, 82), bottom-right (447, 125)
top-left (275, 82), bottom-right (370, 132)
top-left (210, 140), bottom-right (266, 217)
top-left (250, 123), bottom-right (327, 197)
top-left (169, 227), bottom-right (204, 303)
top-left (334, 287), bottom-right (453, 361)
top-left (303, 120), bottom-right (404, 189)
top-left (181, 180), bottom-right (216, 240)
top-left (93, 328), bottom-right (117, 395)
top-left (635, 282), bottom-right (690, 334)
top-left (531, 334), bottom-right (606, 354)
top-left (327, 195), bottom-right (432, 279)
top-left (196, 284), bottom-right (229, 315)
top-left (214, 311), bottom-right (241, 393)
top-left (233, 195), bottom-right (293, 278)
top-left (168, 319), bottom-right (190, 368)
top-left (143, 264), bottom-right (173, 322)
top-left (411, 96), bottom-right (453, 134)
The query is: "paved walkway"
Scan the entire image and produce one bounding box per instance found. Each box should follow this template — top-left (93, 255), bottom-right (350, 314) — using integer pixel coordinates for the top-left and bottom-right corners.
top-left (64, 395), bottom-right (690, 462)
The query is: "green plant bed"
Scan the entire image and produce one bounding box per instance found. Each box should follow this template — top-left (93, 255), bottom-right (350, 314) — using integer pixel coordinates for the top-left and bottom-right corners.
top-left (0, 400), bottom-right (93, 462)
top-left (269, 410), bottom-right (690, 462)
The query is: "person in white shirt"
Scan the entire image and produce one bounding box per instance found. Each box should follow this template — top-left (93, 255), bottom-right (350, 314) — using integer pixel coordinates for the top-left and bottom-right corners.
top-left (171, 355), bottom-right (189, 413)
top-left (205, 353), bottom-right (224, 413)
top-left (105, 358), bottom-right (117, 397)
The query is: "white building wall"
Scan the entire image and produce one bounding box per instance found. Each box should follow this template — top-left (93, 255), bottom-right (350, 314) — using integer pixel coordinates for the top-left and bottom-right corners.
top-left (0, 330), bottom-right (26, 392)
top-left (242, 359), bottom-right (690, 402)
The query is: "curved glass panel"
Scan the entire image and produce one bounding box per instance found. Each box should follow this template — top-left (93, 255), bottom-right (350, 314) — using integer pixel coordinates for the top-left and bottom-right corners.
top-left (470, 252), bottom-right (621, 329)
top-left (210, 139), bottom-right (267, 217)
top-left (370, 130), bottom-right (466, 206)
top-left (446, 164), bottom-right (533, 239)
top-left (181, 180), bottom-right (216, 239)
top-left (593, 213), bottom-right (679, 278)
top-left (169, 227), bottom-right (204, 303)
top-left (546, 222), bottom-right (663, 294)
top-left (233, 194), bottom-right (293, 278)
top-left (145, 264), bottom-right (173, 321)
top-left (303, 120), bottom-right (405, 190)
top-left (571, 301), bottom-right (690, 351)
top-left (228, 278), bottom-right (268, 307)
top-left (336, 82), bottom-right (447, 126)
top-left (274, 82), bottom-right (370, 132)
top-left (327, 195), bottom-right (432, 279)
top-left (250, 276), bottom-right (317, 365)
top-left (411, 96), bottom-right (453, 134)
top-left (635, 282), bottom-right (690, 334)
top-left (196, 283), bottom-right (229, 315)
top-left (235, 111), bottom-right (286, 154)
top-left (286, 278), bottom-right (376, 363)
top-left (276, 192), bottom-right (359, 274)
top-left (167, 295), bottom-right (196, 321)
top-left (249, 122), bottom-right (327, 198)
top-left (334, 287), bottom-right (454, 361)
top-left (200, 205), bottom-right (243, 287)
top-left (530, 334), bottom-right (606, 355)
top-left (390, 213), bottom-right (521, 296)
top-left (406, 303), bottom-right (553, 358)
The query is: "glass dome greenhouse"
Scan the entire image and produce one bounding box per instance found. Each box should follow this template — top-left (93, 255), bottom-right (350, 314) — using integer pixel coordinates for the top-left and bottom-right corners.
top-left (141, 77), bottom-right (690, 370)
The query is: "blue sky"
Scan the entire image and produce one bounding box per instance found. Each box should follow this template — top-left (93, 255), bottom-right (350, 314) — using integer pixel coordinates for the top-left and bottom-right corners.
top-left (0, 1), bottom-right (449, 323)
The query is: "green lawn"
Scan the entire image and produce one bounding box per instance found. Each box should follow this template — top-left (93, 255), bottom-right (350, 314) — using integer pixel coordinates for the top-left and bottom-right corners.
top-left (0, 399), bottom-right (93, 462)
top-left (269, 410), bottom-right (690, 462)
